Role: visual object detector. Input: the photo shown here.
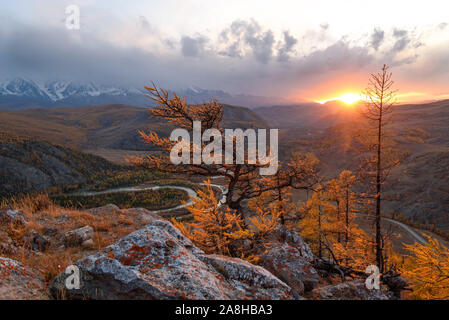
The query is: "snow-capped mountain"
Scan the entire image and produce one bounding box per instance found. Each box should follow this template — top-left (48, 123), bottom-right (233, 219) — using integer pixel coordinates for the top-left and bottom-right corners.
top-left (0, 78), bottom-right (142, 101)
top-left (0, 78), bottom-right (288, 110)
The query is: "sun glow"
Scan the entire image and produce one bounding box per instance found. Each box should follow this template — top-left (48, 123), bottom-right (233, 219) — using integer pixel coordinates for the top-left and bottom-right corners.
top-left (317, 93), bottom-right (363, 105)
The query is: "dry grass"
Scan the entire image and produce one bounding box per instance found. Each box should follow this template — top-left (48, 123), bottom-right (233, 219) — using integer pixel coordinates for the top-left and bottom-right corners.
top-left (0, 193), bottom-right (153, 287)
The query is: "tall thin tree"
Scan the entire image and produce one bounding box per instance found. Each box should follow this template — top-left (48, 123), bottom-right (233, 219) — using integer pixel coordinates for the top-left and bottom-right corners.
top-left (360, 64), bottom-right (397, 272)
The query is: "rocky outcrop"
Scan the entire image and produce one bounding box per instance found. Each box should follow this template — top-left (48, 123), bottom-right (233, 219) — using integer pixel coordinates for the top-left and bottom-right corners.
top-left (201, 254), bottom-right (292, 300)
top-left (267, 226), bottom-right (315, 262)
top-left (50, 220), bottom-right (293, 300)
top-left (253, 225), bottom-right (319, 297)
top-left (258, 244), bottom-right (319, 297)
top-left (63, 226), bottom-right (94, 248)
top-left (311, 279), bottom-right (392, 300)
top-left (0, 207), bottom-right (28, 225)
top-left (0, 257), bottom-right (47, 300)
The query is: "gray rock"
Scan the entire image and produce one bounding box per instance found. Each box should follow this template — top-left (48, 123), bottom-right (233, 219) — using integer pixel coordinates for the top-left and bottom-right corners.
top-left (50, 220), bottom-right (293, 300)
top-left (0, 257), bottom-right (47, 299)
top-left (202, 254), bottom-right (292, 300)
top-left (81, 239), bottom-right (95, 248)
top-left (123, 207), bottom-right (162, 223)
top-left (0, 207), bottom-right (28, 225)
top-left (27, 232), bottom-right (51, 252)
top-left (311, 279), bottom-right (392, 300)
top-left (258, 243), bottom-right (319, 297)
top-left (63, 226), bottom-right (94, 247)
top-left (268, 225), bottom-right (315, 262)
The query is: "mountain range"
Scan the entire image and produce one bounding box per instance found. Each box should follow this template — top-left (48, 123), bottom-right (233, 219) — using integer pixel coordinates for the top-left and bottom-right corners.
top-left (0, 78), bottom-right (289, 110)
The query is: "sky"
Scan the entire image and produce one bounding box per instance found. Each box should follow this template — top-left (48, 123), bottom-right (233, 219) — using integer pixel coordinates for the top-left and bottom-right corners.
top-left (1, 0), bottom-right (449, 103)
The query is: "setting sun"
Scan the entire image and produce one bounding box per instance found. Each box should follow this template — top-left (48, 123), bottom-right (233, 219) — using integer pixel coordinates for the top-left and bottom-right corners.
top-left (337, 93), bottom-right (362, 105)
top-left (317, 93), bottom-right (362, 105)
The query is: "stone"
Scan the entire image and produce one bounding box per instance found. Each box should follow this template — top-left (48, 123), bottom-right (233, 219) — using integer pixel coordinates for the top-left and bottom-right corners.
top-left (50, 220), bottom-right (293, 300)
top-left (81, 239), bottom-right (95, 248)
top-left (311, 279), bottom-right (392, 300)
top-left (258, 243), bottom-right (319, 297)
top-left (0, 257), bottom-right (47, 300)
top-left (201, 254), bottom-right (292, 300)
top-left (267, 225), bottom-right (315, 262)
top-left (29, 232), bottom-right (50, 252)
top-left (63, 226), bottom-right (94, 247)
top-left (87, 204), bottom-right (121, 215)
top-left (0, 207), bottom-right (28, 225)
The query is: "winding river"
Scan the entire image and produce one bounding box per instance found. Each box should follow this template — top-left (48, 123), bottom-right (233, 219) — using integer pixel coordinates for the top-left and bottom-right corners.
top-left (75, 182), bottom-right (227, 214)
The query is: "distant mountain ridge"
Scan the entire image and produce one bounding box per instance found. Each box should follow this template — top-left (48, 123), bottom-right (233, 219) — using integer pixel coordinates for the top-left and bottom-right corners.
top-left (0, 78), bottom-right (289, 110)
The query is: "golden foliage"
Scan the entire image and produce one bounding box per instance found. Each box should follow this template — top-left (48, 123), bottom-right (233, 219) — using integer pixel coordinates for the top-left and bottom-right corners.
top-left (247, 191), bottom-right (289, 237)
top-left (172, 181), bottom-right (250, 255)
top-left (402, 236), bottom-right (449, 299)
top-left (298, 171), bottom-right (378, 271)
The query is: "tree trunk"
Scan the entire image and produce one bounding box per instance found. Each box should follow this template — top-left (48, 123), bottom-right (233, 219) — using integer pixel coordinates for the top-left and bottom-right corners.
top-left (375, 109), bottom-right (384, 273)
top-left (345, 186), bottom-right (349, 245)
top-left (318, 203), bottom-right (322, 259)
top-left (277, 175), bottom-right (285, 225)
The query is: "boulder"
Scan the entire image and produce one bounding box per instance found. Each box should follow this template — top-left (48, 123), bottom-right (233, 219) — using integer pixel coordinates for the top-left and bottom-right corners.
top-left (0, 257), bottom-right (47, 300)
top-left (50, 220), bottom-right (293, 300)
top-left (267, 225), bottom-right (315, 262)
top-left (63, 226), bottom-right (94, 247)
top-left (26, 231), bottom-right (50, 252)
top-left (123, 207), bottom-right (162, 224)
top-left (0, 207), bottom-right (28, 225)
top-left (202, 254), bottom-right (292, 300)
top-left (311, 279), bottom-right (392, 300)
top-left (258, 244), bottom-right (319, 297)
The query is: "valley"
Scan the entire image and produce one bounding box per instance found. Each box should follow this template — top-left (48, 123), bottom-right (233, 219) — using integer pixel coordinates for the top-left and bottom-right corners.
top-left (1, 98), bottom-right (448, 232)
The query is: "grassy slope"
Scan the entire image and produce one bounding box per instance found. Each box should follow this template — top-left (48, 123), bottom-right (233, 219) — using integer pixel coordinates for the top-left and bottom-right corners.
top-left (0, 132), bottom-right (123, 197)
top-left (0, 104), bottom-right (269, 151)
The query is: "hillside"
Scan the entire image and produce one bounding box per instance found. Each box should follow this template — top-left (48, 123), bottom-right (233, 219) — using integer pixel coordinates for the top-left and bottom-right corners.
top-left (0, 132), bottom-right (121, 197)
top-left (276, 99), bottom-right (449, 230)
top-left (0, 104), bottom-right (268, 151)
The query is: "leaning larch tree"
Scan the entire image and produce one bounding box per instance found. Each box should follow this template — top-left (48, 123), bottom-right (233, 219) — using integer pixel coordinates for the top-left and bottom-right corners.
top-left (132, 84), bottom-right (319, 213)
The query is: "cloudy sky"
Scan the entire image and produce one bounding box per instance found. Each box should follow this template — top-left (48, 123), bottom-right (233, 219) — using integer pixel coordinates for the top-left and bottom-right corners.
top-left (1, 0), bottom-right (449, 103)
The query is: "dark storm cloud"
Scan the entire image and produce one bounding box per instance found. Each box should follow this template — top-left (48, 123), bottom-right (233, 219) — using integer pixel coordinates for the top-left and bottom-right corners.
top-left (0, 18), bottom-right (443, 98)
top-left (277, 31), bottom-right (298, 62)
top-left (218, 19), bottom-right (276, 64)
top-left (391, 28), bottom-right (410, 52)
top-left (297, 40), bottom-right (373, 75)
top-left (0, 24), bottom-right (165, 86)
top-left (370, 28), bottom-right (384, 51)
